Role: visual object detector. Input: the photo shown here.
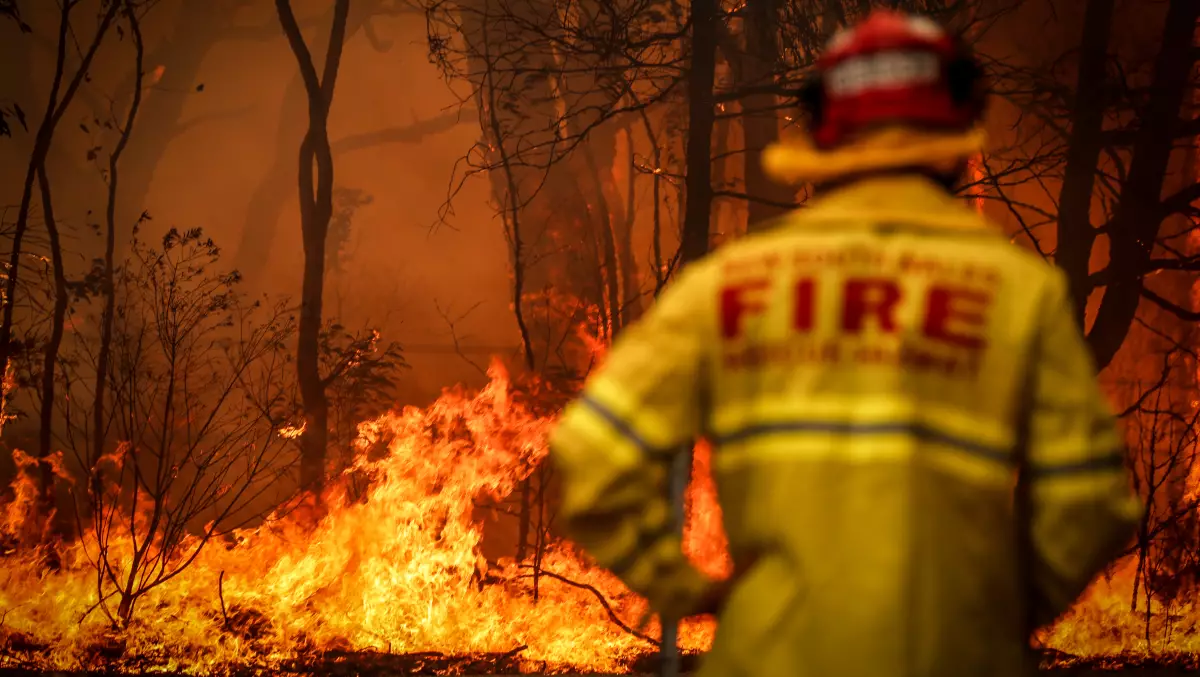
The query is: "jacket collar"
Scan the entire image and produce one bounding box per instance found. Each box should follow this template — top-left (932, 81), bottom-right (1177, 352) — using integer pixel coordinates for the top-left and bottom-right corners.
top-left (797, 173), bottom-right (997, 233)
top-left (763, 125), bottom-right (987, 185)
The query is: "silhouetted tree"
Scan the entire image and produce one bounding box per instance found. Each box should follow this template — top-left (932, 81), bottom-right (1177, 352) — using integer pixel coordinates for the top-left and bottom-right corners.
top-left (72, 228), bottom-right (297, 626)
top-left (93, 0), bottom-right (147, 497)
top-left (0, 0), bottom-right (124, 530)
top-left (232, 1), bottom-right (465, 280)
top-left (275, 0), bottom-right (350, 495)
top-left (986, 0), bottom-right (1199, 369)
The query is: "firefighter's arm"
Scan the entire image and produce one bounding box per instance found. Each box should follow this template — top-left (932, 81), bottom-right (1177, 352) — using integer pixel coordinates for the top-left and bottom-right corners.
top-left (549, 265), bottom-right (714, 621)
top-left (1024, 270), bottom-right (1144, 625)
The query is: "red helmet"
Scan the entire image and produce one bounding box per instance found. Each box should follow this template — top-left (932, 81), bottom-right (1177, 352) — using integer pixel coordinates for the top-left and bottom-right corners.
top-left (799, 10), bottom-right (986, 149)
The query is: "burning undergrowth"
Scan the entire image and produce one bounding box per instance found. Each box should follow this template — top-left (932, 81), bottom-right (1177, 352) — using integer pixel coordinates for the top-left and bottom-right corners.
top-left (0, 358), bottom-right (1193, 674)
top-left (0, 360), bottom-right (722, 674)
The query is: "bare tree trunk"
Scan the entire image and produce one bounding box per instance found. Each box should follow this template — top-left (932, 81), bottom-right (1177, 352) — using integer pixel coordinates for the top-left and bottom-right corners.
top-left (515, 477), bottom-right (531, 563)
top-left (34, 164), bottom-right (64, 538)
top-left (475, 10), bottom-right (540, 559)
top-left (1053, 0), bottom-right (1113, 326)
top-left (275, 0), bottom-right (352, 496)
top-left (532, 462), bottom-right (548, 600)
top-left (618, 129), bottom-right (642, 320)
top-left (94, 3), bottom-right (146, 483)
top-left (680, 0), bottom-right (718, 265)
top-left (0, 1), bottom-right (118, 411)
top-left (477, 15), bottom-right (537, 373)
top-left (582, 147), bottom-right (623, 336)
top-left (639, 108), bottom-right (670, 296)
top-left (1084, 0), bottom-right (1198, 369)
top-left (662, 5), bottom-right (717, 667)
top-left (740, 0), bottom-right (792, 232)
top-left (711, 115), bottom-right (734, 240)
top-left (235, 3), bottom-right (377, 280)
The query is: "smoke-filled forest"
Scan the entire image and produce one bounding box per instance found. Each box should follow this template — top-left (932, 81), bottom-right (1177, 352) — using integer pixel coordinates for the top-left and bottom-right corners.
top-left (0, 0), bottom-right (1196, 674)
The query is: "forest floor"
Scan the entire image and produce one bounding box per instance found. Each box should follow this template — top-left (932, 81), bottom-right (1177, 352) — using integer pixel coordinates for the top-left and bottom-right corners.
top-left (2, 668), bottom-right (1198, 677)
top-left (3, 650), bottom-right (1195, 677)
top-left (2, 667), bottom-right (1190, 672)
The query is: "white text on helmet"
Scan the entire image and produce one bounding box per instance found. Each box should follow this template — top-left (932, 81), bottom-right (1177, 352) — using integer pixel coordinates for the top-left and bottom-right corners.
top-left (826, 51), bottom-right (941, 97)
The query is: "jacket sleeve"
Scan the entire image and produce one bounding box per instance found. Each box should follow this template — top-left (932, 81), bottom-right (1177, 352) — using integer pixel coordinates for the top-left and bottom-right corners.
top-left (1023, 269), bottom-right (1144, 626)
top-left (548, 264), bottom-right (715, 620)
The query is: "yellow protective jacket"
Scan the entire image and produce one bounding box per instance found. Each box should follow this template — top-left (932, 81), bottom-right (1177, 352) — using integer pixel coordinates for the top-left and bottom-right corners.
top-left (549, 173), bottom-right (1143, 677)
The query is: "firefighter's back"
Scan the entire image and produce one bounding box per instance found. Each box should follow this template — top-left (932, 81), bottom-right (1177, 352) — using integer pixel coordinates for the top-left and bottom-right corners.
top-left (699, 173), bottom-right (1050, 677)
top-left (549, 10), bottom-right (1139, 676)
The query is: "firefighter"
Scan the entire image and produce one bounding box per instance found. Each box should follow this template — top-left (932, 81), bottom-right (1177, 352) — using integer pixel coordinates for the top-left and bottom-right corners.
top-left (548, 9), bottom-right (1143, 677)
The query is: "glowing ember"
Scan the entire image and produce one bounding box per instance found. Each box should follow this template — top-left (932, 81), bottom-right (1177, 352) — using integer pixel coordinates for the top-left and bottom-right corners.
top-left (0, 358), bottom-right (1187, 672)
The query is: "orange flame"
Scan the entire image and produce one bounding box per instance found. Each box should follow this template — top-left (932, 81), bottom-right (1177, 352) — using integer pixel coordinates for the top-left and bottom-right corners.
top-left (0, 358), bottom-right (1191, 671)
top-left (969, 154), bottom-right (985, 214)
top-left (0, 360), bottom-right (689, 673)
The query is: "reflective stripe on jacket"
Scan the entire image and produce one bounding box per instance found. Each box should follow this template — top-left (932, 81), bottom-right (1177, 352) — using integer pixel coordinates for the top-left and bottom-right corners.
top-left (549, 173), bottom-right (1143, 677)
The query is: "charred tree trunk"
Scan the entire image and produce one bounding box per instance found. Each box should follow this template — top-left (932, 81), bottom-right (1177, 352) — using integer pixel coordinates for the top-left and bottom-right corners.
top-left (475, 10), bottom-right (539, 559)
top-left (94, 4), bottom-right (146, 481)
top-left (680, 0), bottom-right (718, 265)
top-left (0, 1), bottom-right (118, 413)
top-left (1052, 0), bottom-right (1113, 327)
top-left (640, 108), bottom-right (670, 296)
top-left (711, 115), bottom-right (734, 242)
top-left (740, 0), bottom-right (792, 232)
top-left (1085, 0), bottom-right (1198, 370)
top-left (34, 163), bottom-right (65, 538)
top-left (235, 3), bottom-right (377, 281)
top-left (662, 2), bottom-right (718, 664)
top-left (275, 0), bottom-right (351, 496)
top-left (581, 147), bottom-right (624, 336)
top-left (459, 0), bottom-right (636, 559)
top-left (532, 462), bottom-right (548, 600)
top-left (618, 131), bottom-right (642, 320)
top-left (515, 477), bottom-right (532, 563)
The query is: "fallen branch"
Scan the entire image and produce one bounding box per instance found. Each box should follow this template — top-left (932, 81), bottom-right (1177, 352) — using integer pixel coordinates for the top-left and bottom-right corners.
top-left (517, 564), bottom-right (660, 647)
